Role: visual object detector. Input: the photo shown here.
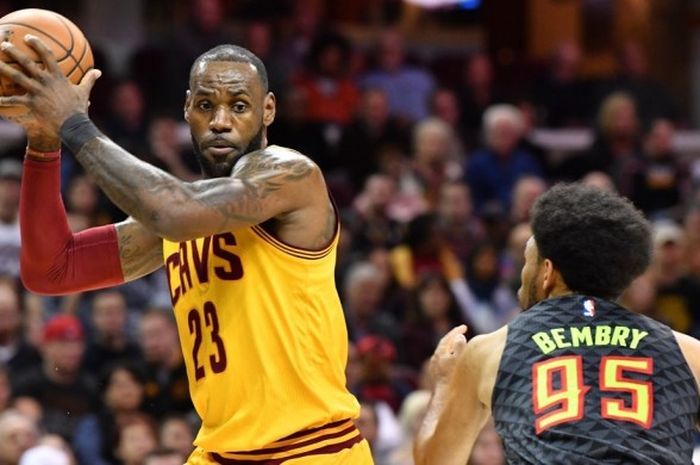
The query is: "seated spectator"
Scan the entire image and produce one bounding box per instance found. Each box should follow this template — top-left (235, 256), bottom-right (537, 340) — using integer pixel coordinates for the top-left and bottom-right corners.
top-left (292, 31), bottom-right (360, 126)
top-left (342, 174), bottom-right (403, 254)
top-left (632, 118), bottom-right (687, 217)
top-left (353, 337), bottom-right (412, 413)
top-left (457, 51), bottom-right (505, 149)
top-left (19, 443), bottom-right (70, 465)
top-left (73, 361), bottom-right (148, 465)
top-left (500, 222), bottom-right (532, 294)
top-left (531, 41), bottom-right (592, 128)
top-left (560, 92), bottom-right (643, 195)
top-left (146, 117), bottom-right (199, 182)
top-left (401, 274), bottom-right (466, 370)
top-left (137, 310), bottom-right (192, 419)
top-left (356, 400), bottom-right (402, 465)
top-left (336, 88), bottom-right (411, 189)
top-left (621, 272), bottom-right (657, 316)
top-left (362, 29), bottom-right (436, 123)
top-left (0, 410), bottom-right (39, 465)
top-left (437, 181), bottom-right (485, 263)
top-left (158, 415), bottom-right (195, 460)
top-left (342, 261), bottom-right (398, 344)
top-left (400, 118), bottom-right (463, 210)
top-left (429, 87), bottom-right (468, 150)
top-left (465, 105), bottom-right (543, 216)
top-left (65, 174), bottom-right (113, 226)
top-left (12, 316), bottom-right (98, 442)
top-left (510, 176), bottom-right (546, 225)
top-left (581, 171), bottom-right (617, 193)
top-left (82, 290), bottom-right (143, 374)
top-left (389, 214), bottom-right (464, 291)
top-left (648, 221), bottom-right (700, 338)
top-left (114, 414), bottom-right (158, 465)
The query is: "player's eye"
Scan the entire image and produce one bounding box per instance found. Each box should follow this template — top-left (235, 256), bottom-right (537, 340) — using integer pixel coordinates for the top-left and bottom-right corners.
top-left (197, 100), bottom-right (212, 111)
top-left (232, 103), bottom-right (248, 113)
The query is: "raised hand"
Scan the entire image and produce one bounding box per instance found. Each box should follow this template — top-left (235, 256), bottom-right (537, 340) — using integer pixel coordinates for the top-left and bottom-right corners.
top-left (429, 324), bottom-right (468, 388)
top-left (0, 34), bottom-right (100, 139)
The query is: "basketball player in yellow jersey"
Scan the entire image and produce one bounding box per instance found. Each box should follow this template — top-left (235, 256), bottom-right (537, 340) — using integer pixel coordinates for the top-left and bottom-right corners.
top-left (1, 37), bottom-right (373, 464)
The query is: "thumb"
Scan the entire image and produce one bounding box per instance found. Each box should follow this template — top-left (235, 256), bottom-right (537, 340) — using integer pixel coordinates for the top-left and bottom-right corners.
top-left (78, 69), bottom-right (102, 93)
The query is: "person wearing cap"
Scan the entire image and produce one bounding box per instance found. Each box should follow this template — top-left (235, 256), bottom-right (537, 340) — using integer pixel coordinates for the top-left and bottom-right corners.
top-left (0, 158), bottom-right (22, 278)
top-left (12, 315), bottom-right (98, 442)
top-left (648, 220), bottom-right (700, 338)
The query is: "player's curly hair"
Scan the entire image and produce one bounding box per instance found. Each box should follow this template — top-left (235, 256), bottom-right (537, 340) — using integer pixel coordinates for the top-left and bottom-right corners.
top-left (531, 183), bottom-right (651, 299)
top-left (190, 44), bottom-right (269, 92)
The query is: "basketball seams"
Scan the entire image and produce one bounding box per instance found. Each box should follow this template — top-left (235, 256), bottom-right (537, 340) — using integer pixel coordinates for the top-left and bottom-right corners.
top-left (0, 22), bottom-right (71, 60)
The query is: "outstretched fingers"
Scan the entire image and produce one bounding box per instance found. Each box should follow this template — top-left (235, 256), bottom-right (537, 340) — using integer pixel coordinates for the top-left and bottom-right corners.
top-left (23, 35), bottom-right (62, 76)
top-left (0, 40), bottom-right (44, 83)
top-left (0, 61), bottom-right (39, 92)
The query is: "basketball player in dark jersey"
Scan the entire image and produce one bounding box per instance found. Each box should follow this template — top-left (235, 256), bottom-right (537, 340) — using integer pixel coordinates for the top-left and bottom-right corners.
top-left (414, 183), bottom-right (700, 465)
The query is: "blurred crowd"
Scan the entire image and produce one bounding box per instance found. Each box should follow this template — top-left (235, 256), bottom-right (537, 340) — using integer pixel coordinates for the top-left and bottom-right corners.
top-left (0, 0), bottom-right (699, 464)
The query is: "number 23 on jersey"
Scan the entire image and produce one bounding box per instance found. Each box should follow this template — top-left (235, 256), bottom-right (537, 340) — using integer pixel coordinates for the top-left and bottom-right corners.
top-left (532, 355), bottom-right (654, 434)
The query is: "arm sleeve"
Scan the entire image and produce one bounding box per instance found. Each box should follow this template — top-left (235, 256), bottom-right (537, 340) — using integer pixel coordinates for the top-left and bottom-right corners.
top-left (20, 155), bottom-right (124, 295)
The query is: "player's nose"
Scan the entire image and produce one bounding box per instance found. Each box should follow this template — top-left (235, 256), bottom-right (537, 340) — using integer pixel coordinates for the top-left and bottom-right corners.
top-left (209, 106), bottom-right (233, 133)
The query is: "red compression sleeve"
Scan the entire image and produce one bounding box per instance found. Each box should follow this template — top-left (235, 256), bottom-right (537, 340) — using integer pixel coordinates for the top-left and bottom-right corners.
top-left (20, 154), bottom-right (125, 295)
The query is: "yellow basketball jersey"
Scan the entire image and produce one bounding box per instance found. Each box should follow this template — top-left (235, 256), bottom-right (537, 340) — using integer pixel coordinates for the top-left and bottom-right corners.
top-left (161, 222), bottom-right (360, 454)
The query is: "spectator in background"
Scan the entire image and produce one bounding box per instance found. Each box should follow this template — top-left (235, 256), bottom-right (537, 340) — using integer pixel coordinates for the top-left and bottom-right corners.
top-left (457, 51), bottom-right (504, 149)
top-left (337, 88), bottom-right (411, 190)
top-left (356, 401), bottom-right (385, 465)
top-left (561, 92), bottom-right (643, 195)
top-left (401, 273), bottom-right (466, 370)
top-left (622, 272), bottom-right (657, 316)
top-left (0, 365), bottom-right (10, 413)
top-left (158, 415), bottom-right (195, 460)
top-left (632, 118), bottom-right (686, 217)
top-left (12, 315), bottom-right (97, 442)
top-left (82, 290), bottom-right (143, 376)
top-left (598, 41), bottom-right (677, 127)
top-left (353, 336), bottom-right (411, 413)
top-left (292, 31), bottom-right (360, 127)
top-left (500, 222), bottom-right (532, 294)
top-left (0, 279), bottom-right (40, 378)
top-left (437, 181), bottom-right (485, 263)
top-left (99, 81), bottom-right (150, 159)
top-left (581, 171), bottom-right (617, 193)
top-left (429, 87), bottom-right (468, 150)
top-left (73, 361), bottom-right (148, 465)
top-left (342, 261), bottom-right (398, 344)
top-left (143, 448), bottom-right (185, 465)
top-left (362, 29), bottom-right (436, 123)
top-left (137, 310), bottom-right (192, 419)
top-left (510, 176), bottom-right (546, 225)
top-left (531, 41), bottom-right (591, 128)
top-left (343, 174), bottom-right (403, 254)
top-left (386, 390), bottom-right (431, 465)
top-left (65, 175), bottom-right (112, 226)
top-left (267, 87), bottom-right (331, 174)
top-left (389, 214), bottom-right (464, 291)
top-left (463, 241), bottom-right (518, 333)
top-left (114, 414), bottom-right (158, 465)
top-left (465, 104), bottom-right (543, 216)
top-left (0, 159), bottom-right (21, 278)
top-left (147, 118), bottom-right (199, 182)
top-left (402, 118), bottom-right (462, 209)
top-left (0, 410), bottom-right (39, 465)
top-left (648, 221), bottom-right (700, 338)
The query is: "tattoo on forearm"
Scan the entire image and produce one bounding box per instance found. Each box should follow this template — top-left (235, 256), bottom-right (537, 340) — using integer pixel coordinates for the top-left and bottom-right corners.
top-left (76, 139), bottom-right (315, 237)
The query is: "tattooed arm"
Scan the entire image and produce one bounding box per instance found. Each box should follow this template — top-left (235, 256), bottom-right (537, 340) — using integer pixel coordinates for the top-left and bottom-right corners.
top-left (115, 218), bottom-right (164, 281)
top-left (74, 139), bottom-right (324, 243)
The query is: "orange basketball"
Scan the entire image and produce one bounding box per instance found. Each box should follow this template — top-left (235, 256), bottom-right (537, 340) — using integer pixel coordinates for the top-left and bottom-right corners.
top-left (0, 8), bottom-right (93, 117)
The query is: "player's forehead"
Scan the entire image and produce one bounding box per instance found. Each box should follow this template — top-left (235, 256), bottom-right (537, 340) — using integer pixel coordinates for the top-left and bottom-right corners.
top-left (190, 60), bottom-right (262, 97)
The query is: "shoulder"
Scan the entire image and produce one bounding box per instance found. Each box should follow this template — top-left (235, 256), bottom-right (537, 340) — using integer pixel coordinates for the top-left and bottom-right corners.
top-left (459, 326), bottom-right (508, 406)
top-left (232, 146), bottom-right (321, 182)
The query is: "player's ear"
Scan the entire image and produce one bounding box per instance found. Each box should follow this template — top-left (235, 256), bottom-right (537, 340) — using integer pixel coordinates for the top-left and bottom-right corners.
top-left (263, 92), bottom-right (276, 127)
top-left (541, 258), bottom-right (558, 297)
top-left (184, 90), bottom-right (192, 123)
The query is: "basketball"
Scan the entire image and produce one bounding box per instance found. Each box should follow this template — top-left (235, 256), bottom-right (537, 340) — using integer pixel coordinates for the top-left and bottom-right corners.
top-left (0, 8), bottom-right (93, 116)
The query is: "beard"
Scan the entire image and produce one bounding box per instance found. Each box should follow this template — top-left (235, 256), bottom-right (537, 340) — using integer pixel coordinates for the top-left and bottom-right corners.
top-left (192, 126), bottom-right (265, 178)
